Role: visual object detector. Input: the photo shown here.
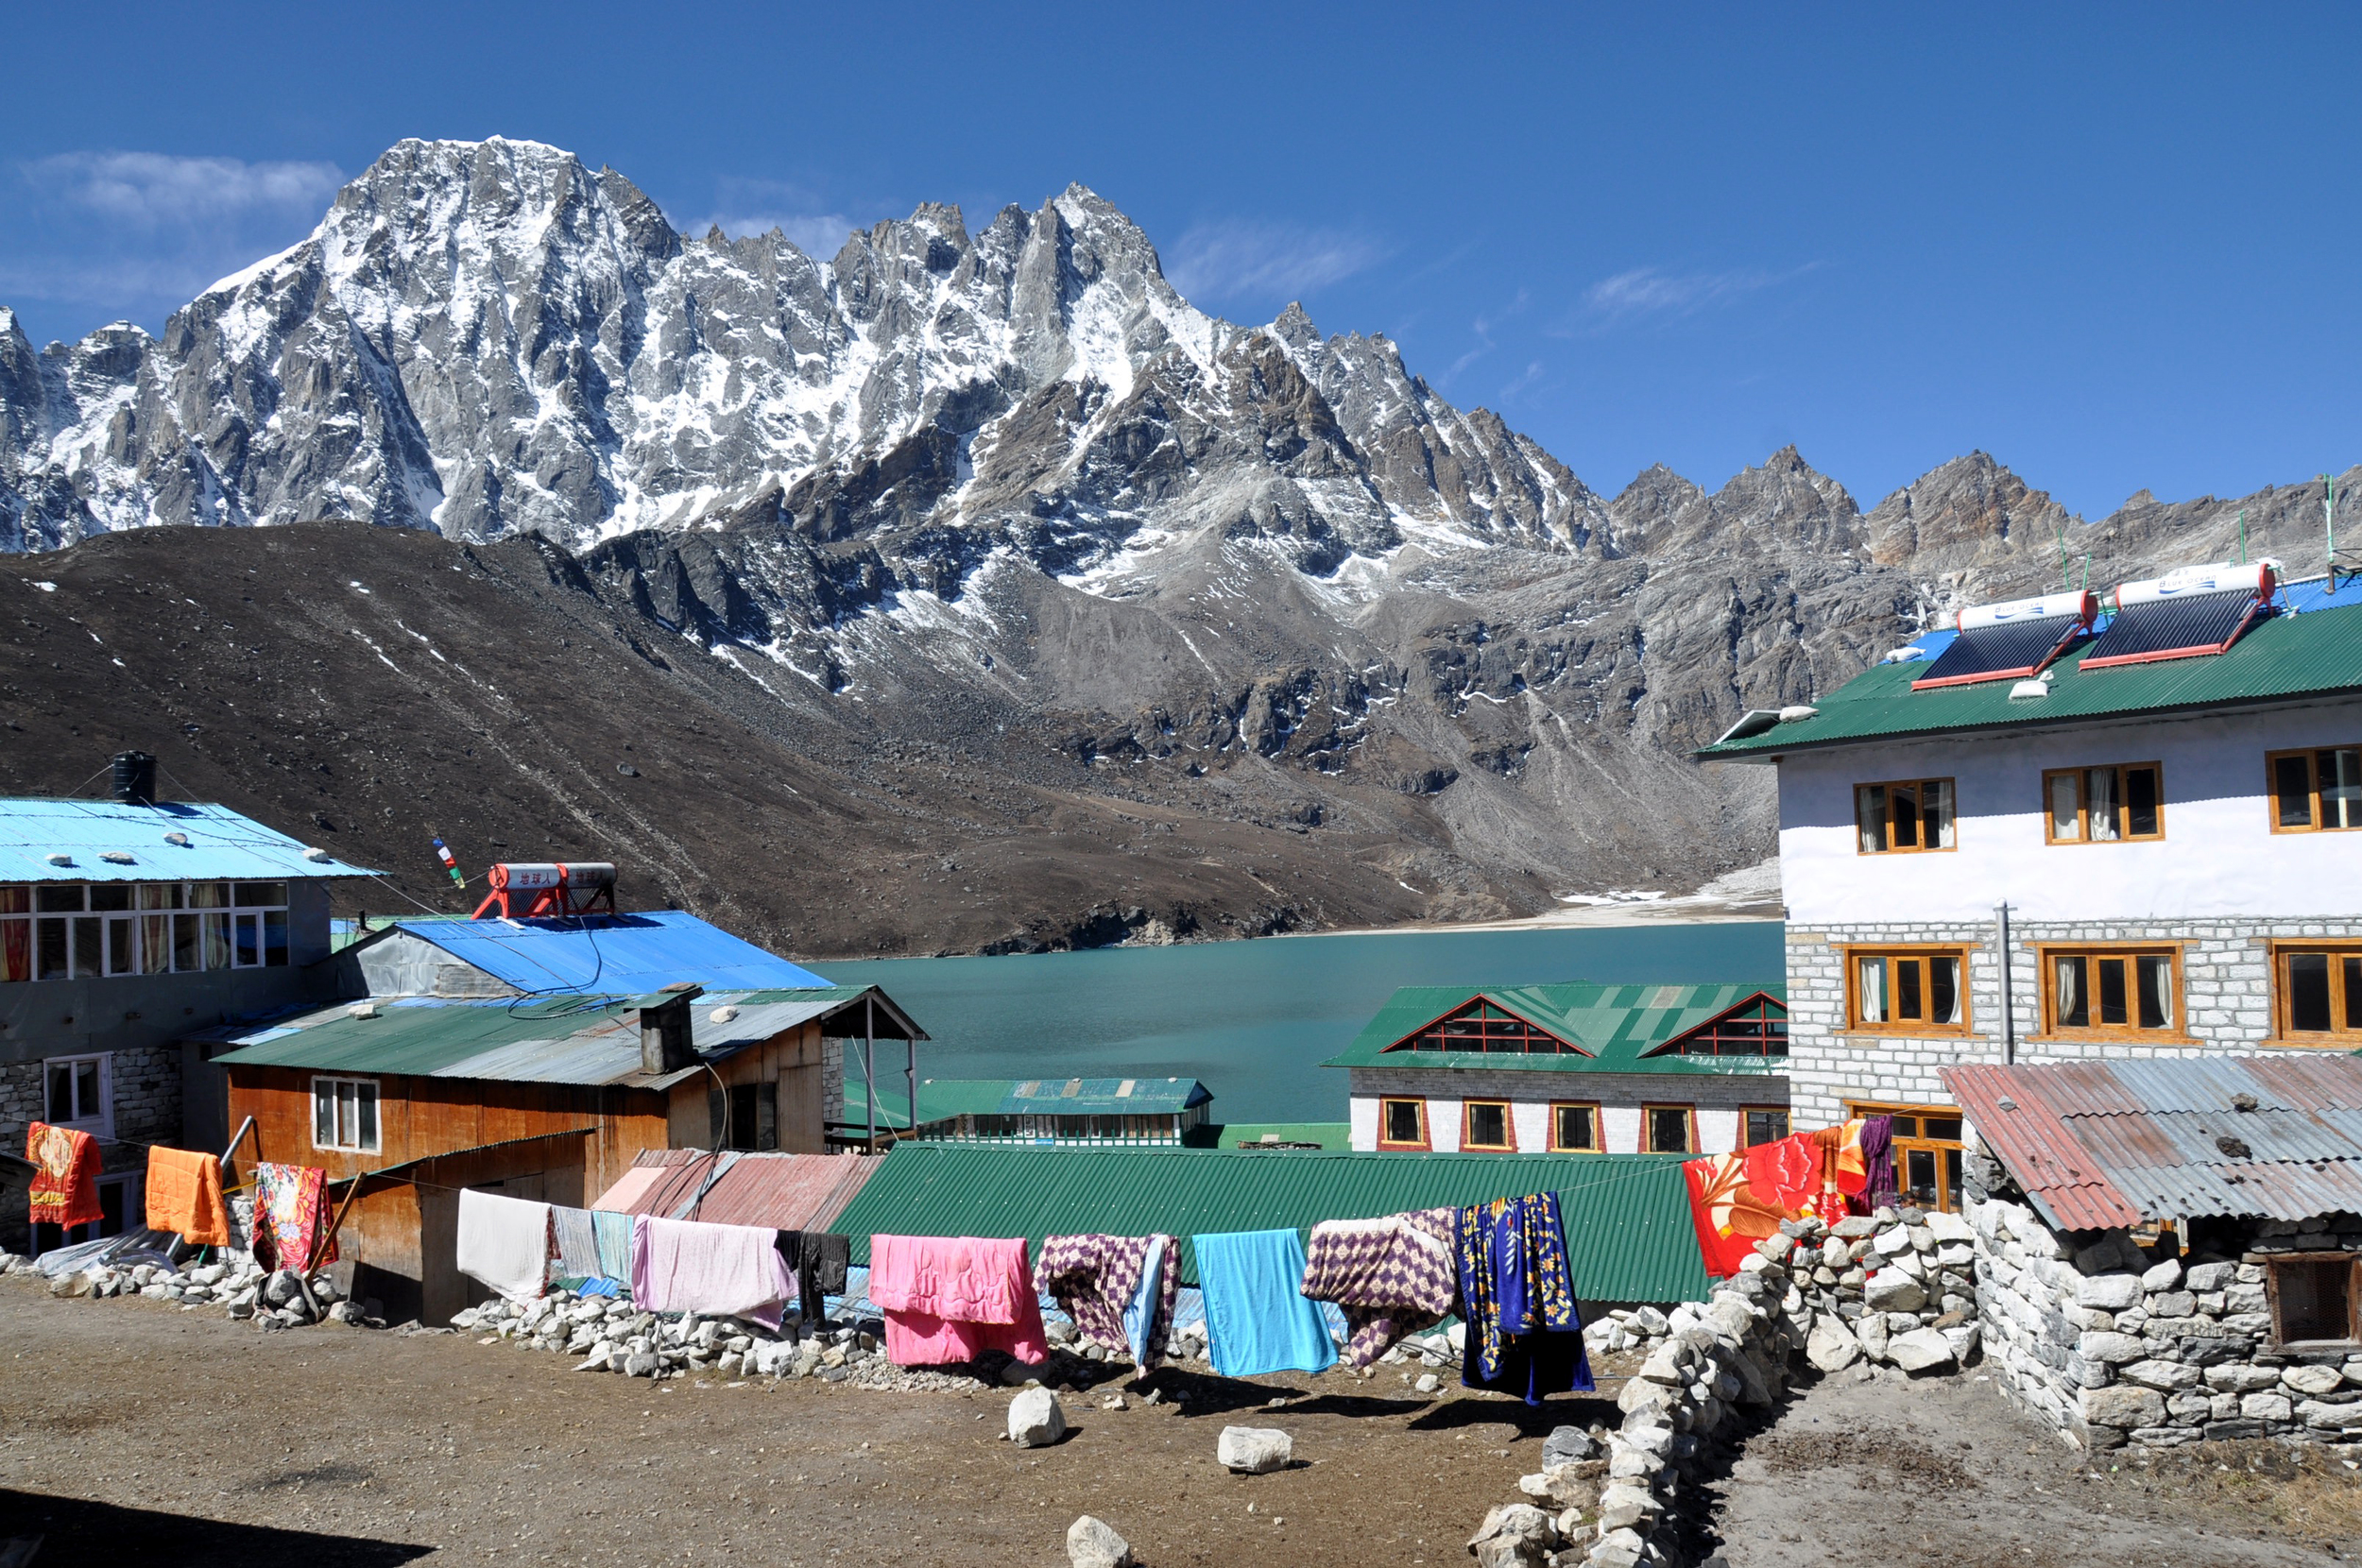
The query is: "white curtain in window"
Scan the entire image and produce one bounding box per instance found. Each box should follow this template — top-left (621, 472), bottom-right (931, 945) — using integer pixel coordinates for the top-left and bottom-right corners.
top-left (1927, 779), bottom-right (1956, 847)
top-left (2328, 749), bottom-right (2362, 830)
top-left (1857, 787), bottom-right (1887, 854)
top-left (2055, 956), bottom-right (2081, 1021)
top-left (1930, 956), bottom-right (1960, 1024)
top-left (2049, 773), bottom-right (2081, 840)
top-left (2086, 767), bottom-right (2119, 840)
top-left (1857, 956), bottom-right (1887, 1022)
top-left (2143, 957), bottom-right (2173, 1030)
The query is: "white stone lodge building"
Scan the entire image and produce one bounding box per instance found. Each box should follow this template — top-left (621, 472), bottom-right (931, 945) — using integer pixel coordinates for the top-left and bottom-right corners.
top-left (1699, 561), bottom-right (2362, 1214)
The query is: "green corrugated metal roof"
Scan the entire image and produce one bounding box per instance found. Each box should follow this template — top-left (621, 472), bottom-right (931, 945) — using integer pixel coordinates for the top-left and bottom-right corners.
top-left (830, 1143), bottom-right (1711, 1304)
top-left (1697, 595), bottom-right (2362, 759)
top-left (1321, 981), bottom-right (1787, 1073)
top-left (845, 1076), bottom-right (1212, 1123)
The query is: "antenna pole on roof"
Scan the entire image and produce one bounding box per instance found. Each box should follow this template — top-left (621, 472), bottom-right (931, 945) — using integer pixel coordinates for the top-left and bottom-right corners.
top-left (2080, 554), bottom-right (2091, 592)
top-left (2237, 508), bottom-right (2247, 566)
top-left (2057, 517), bottom-right (2070, 589)
top-left (864, 995), bottom-right (877, 1154)
top-left (2325, 474), bottom-right (2338, 592)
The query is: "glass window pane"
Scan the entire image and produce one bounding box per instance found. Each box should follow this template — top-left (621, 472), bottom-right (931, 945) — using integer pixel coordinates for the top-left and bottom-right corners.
top-left (0, 888), bottom-right (24, 915)
top-left (1385, 1101), bottom-right (1421, 1143)
top-left (203, 912), bottom-right (231, 970)
top-left (233, 913), bottom-right (259, 968)
top-left (141, 914), bottom-right (170, 974)
top-left (74, 1061), bottom-right (97, 1119)
top-left (1906, 1149), bottom-right (1938, 1203)
top-left (2276, 754), bottom-right (2317, 827)
top-left (1468, 1103), bottom-right (1508, 1148)
top-left (1, 917), bottom-right (26, 983)
top-left (71, 916), bottom-right (101, 978)
top-left (1930, 956), bottom-right (1960, 1025)
top-left (1923, 1116), bottom-right (1964, 1140)
top-left (314, 1082), bottom-right (335, 1146)
top-left (2345, 958), bottom-right (2362, 1031)
top-left (2056, 956), bottom-right (2088, 1028)
top-left (1896, 958), bottom-right (1924, 1020)
top-left (36, 918), bottom-right (67, 980)
top-left (234, 882), bottom-right (288, 908)
top-left (1891, 784), bottom-right (1919, 848)
top-left (137, 885), bottom-right (172, 911)
top-left (1561, 1105), bottom-right (1594, 1150)
top-left (189, 882), bottom-right (230, 909)
top-left (2324, 750), bottom-right (2362, 830)
top-left (36, 886), bottom-right (84, 912)
top-left (2137, 956), bottom-right (2172, 1030)
top-left (173, 912), bottom-right (197, 971)
top-left (106, 917), bottom-right (133, 976)
top-left (2125, 767), bottom-right (2161, 837)
top-left (2290, 952), bottom-right (2334, 1031)
top-left (2086, 768), bottom-right (2120, 840)
top-left (1857, 956), bottom-right (1887, 1023)
top-left (1943, 1149), bottom-right (1963, 1212)
top-left (356, 1083), bottom-right (377, 1151)
top-left (337, 1081), bottom-right (358, 1147)
top-left (1925, 779), bottom-right (1955, 848)
top-left (1649, 1108), bottom-right (1690, 1153)
top-left (1857, 786), bottom-right (1889, 853)
top-left (2048, 772), bottom-right (2083, 840)
top-left (263, 909), bottom-right (289, 967)
top-left (87, 885), bottom-right (132, 912)
top-left (2097, 958), bottom-right (2129, 1026)
top-left (46, 1062), bottom-right (71, 1123)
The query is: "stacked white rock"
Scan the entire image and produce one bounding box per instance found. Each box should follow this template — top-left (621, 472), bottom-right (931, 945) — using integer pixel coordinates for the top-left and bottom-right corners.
top-left (1968, 1195), bottom-right (2362, 1451)
top-left (1783, 1208), bottom-right (1981, 1374)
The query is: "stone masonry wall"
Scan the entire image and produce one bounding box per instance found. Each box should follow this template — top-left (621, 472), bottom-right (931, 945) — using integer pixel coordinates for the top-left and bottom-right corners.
top-left (0, 1044), bottom-right (182, 1252)
top-left (1786, 917), bottom-right (2362, 1126)
top-left (1966, 1193), bottom-right (2362, 1449)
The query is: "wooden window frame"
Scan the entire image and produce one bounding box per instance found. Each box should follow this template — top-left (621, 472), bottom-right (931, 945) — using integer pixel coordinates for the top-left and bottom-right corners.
top-left (2266, 940), bottom-right (2362, 1046)
top-left (311, 1074), bottom-right (383, 1154)
top-left (1641, 1102), bottom-right (1697, 1155)
top-left (1376, 1097), bottom-right (1429, 1151)
top-left (1462, 1099), bottom-right (1515, 1152)
top-left (1739, 1105), bottom-right (1790, 1148)
top-left (2042, 761), bottom-right (2165, 844)
top-left (1547, 1099), bottom-right (1601, 1153)
top-left (2035, 943), bottom-right (2187, 1041)
top-left (1853, 776), bottom-right (1958, 856)
top-left (2268, 746), bottom-right (2362, 834)
top-left (1845, 1100), bottom-right (1967, 1215)
top-left (2258, 1251), bottom-right (2362, 1348)
top-left (1842, 946), bottom-right (1973, 1035)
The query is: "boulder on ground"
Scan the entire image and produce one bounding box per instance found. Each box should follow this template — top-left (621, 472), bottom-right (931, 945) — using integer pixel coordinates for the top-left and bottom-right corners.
top-left (1010, 1388), bottom-right (1069, 1447)
top-left (1067, 1515), bottom-right (1135, 1568)
top-left (1217, 1425), bottom-right (1292, 1474)
top-left (1886, 1328), bottom-right (1956, 1373)
top-left (1465, 1503), bottom-right (1555, 1568)
top-left (1806, 1317), bottom-right (1863, 1372)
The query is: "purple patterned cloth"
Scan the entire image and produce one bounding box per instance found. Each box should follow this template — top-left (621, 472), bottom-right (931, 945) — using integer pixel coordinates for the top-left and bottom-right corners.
top-left (1038, 1234), bottom-right (1180, 1369)
top-left (1857, 1116), bottom-right (1900, 1210)
top-left (1300, 1207), bottom-right (1461, 1369)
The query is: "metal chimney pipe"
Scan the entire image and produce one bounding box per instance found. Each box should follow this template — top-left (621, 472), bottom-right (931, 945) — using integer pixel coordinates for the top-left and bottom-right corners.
top-left (1994, 901), bottom-right (2015, 1065)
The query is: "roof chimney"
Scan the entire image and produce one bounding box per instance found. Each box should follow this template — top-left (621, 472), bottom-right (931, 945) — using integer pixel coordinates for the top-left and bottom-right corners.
top-left (639, 983), bottom-right (703, 1075)
top-left (111, 750), bottom-right (157, 806)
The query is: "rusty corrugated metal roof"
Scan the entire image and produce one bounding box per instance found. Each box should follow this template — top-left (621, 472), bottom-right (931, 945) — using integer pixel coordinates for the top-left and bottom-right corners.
top-left (1943, 1057), bottom-right (2362, 1231)
top-left (591, 1150), bottom-right (881, 1231)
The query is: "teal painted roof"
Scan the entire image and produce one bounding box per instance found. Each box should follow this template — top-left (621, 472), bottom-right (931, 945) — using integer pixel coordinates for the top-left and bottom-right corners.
top-left (214, 985), bottom-right (878, 1088)
top-left (830, 1142), bottom-right (1711, 1303)
top-left (1697, 591), bottom-right (2362, 760)
top-left (1322, 981), bottom-right (1787, 1074)
top-left (846, 1076), bottom-right (1212, 1123)
top-left (1207, 1122), bottom-right (1353, 1150)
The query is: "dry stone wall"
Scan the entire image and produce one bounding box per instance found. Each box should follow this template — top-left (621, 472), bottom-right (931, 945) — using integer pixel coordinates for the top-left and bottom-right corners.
top-left (1966, 1193), bottom-right (2362, 1449)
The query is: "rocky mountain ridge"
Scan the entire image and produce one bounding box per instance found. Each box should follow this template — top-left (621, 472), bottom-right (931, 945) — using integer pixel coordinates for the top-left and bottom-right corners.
top-left (2, 138), bottom-right (2354, 951)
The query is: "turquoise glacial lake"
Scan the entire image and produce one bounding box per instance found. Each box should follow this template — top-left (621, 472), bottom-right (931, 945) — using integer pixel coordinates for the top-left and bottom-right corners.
top-left (810, 922), bottom-right (1785, 1124)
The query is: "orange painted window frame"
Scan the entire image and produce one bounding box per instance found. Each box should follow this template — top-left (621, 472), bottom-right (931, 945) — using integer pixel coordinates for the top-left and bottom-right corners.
top-left (1462, 1099), bottom-right (1515, 1151)
top-left (1641, 1102), bottom-right (1697, 1155)
top-left (1377, 1097), bottom-right (1429, 1150)
top-left (1547, 1100), bottom-right (1601, 1152)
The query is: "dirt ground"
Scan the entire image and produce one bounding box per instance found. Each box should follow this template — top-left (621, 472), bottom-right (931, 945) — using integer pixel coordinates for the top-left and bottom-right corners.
top-left (2, 1277), bottom-right (2353, 1568)
top-left (1702, 1368), bottom-right (2357, 1568)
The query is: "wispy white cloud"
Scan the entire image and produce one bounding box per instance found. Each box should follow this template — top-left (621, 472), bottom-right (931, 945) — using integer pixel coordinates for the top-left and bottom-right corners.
top-left (1447, 289), bottom-right (1531, 380)
top-left (1163, 219), bottom-right (1386, 306)
top-left (1498, 360), bottom-right (1547, 402)
top-left (26, 151), bottom-right (344, 228)
top-left (691, 176), bottom-right (859, 258)
top-left (1578, 263), bottom-right (1814, 325)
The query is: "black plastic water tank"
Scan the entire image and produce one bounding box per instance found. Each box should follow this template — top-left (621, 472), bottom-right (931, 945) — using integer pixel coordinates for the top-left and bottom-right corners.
top-left (111, 750), bottom-right (158, 805)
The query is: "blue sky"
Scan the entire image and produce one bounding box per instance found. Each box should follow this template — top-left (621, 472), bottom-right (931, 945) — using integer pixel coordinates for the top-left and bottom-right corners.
top-left (2, 3), bottom-right (2353, 520)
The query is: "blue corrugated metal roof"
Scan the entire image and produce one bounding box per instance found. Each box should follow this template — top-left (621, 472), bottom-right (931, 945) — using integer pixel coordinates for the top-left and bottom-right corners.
top-left (0, 798), bottom-right (376, 882)
top-left (387, 910), bottom-right (828, 996)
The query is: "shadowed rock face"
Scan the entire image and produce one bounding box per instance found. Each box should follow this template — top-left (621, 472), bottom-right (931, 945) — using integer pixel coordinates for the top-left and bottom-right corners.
top-left (2, 138), bottom-right (2353, 951)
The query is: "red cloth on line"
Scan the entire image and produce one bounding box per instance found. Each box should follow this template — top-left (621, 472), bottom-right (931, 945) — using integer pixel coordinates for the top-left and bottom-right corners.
top-left (27, 1122), bottom-right (102, 1230)
top-left (1741, 1133), bottom-right (1823, 1218)
top-left (868, 1235), bottom-right (1047, 1366)
top-left (252, 1163), bottom-right (338, 1271)
top-left (1683, 1155), bottom-right (1770, 1280)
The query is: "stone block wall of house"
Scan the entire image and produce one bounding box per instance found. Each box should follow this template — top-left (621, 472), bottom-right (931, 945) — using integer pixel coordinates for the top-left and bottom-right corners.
top-left (1786, 918), bottom-right (2362, 1126)
top-left (1966, 1192), bottom-right (2362, 1448)
top-left (0, 1044), bottom-right (182, 1252)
